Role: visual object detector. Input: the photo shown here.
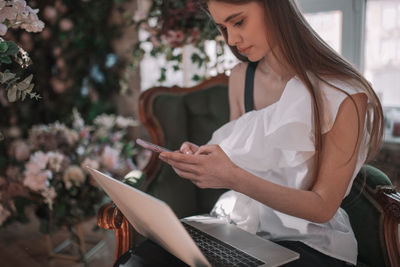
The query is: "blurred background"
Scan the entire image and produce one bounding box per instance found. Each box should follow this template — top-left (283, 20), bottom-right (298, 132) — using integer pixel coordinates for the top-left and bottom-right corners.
top-left (0, 0), bottom-right (399, 266)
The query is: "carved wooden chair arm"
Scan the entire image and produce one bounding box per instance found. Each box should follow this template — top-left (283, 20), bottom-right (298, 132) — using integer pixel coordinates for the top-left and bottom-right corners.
top-left (376, 186), bottom-right (400, 267)
top-left (97, 202), bottom-right (134, 263)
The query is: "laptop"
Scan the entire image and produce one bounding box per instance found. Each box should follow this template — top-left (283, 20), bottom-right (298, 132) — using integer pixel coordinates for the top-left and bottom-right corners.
top-left (88, 168), bottom-right (299, 267)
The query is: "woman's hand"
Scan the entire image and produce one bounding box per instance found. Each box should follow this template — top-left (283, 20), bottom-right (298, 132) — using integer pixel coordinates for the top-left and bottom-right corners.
top-left (159, 144), bottom-right (238, 189)
top-left (179, 141), bottom-right (199, 154)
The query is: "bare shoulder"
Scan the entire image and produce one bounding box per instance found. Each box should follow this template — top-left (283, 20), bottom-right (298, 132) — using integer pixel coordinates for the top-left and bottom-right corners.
top-left (229, 62), bottom-right (247, 86)
top-left (229, 62), bottom-right (248, 120)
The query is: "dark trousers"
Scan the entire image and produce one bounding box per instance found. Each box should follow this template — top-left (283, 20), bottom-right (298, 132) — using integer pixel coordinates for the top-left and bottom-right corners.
top-left (114, 239), bottom-right (348, 267)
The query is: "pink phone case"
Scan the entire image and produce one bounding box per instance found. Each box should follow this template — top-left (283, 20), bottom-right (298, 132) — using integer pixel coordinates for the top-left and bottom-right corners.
top-left (136, 138), bottom-right (171, 153)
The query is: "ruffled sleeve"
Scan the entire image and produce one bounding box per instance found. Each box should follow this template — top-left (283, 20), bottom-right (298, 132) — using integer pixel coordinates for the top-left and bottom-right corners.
top-left (208, 78), bottom-right (315, 174)
top-left (319, 79), bottom-right (367, 134)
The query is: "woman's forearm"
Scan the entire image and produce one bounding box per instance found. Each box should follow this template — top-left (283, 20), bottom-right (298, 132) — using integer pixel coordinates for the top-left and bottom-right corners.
top-left (229, 165), bottom-right (334, 223)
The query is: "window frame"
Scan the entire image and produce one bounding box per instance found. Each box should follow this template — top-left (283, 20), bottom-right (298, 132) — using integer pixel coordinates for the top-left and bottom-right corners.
top-left (297, 0), bottom-right (366, 71)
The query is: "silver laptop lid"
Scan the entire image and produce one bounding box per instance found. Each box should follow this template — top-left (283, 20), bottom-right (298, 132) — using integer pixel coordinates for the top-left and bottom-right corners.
top-left (87, 167), bottom-right (210, 267)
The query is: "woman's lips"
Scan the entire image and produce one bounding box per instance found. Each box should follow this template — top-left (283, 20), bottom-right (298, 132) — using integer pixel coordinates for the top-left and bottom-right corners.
top-left (238, 46), bottom-right (252, 54)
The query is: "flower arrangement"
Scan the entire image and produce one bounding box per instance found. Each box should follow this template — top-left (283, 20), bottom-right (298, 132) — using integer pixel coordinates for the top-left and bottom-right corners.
top-left (1, 0), bottom-right (127, 142)
top-left (132, 0), bottom-right (225, 83)
top-left (0, 110), bottom-right (145, 232)
top-left (0, 0), bottom-right (44, 103)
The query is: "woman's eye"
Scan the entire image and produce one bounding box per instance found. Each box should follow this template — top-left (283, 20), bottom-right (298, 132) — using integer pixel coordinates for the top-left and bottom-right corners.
top-left (234, 19), bottom-right (244, 27)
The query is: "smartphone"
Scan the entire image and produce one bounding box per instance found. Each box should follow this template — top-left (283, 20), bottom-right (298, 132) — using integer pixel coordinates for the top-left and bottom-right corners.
top-left (136, 138), bottom-right (172, 153)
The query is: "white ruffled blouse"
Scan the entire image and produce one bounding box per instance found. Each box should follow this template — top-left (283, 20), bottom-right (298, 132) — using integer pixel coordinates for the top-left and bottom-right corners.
top-left (208, 75), bottom-right (370, 265)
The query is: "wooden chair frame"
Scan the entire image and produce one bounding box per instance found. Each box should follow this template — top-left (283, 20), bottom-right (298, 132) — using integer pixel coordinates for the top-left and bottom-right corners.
top-left (97, 74), bottom-right (400, 266)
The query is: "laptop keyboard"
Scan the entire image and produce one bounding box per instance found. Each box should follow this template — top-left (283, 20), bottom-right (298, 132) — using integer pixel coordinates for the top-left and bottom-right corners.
top-left (182, 222), bottom-right (265, 267)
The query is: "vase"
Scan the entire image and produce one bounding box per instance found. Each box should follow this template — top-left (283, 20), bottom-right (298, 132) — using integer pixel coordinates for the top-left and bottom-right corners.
top-left (45, 220), bottom-right (105, 263)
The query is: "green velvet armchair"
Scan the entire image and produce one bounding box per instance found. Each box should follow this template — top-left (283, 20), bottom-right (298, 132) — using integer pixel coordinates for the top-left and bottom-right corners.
top-left (98, 74), bottom-right (400, 266)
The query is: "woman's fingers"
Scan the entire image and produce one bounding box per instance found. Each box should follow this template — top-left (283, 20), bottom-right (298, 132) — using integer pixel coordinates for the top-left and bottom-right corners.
top-left (180, 142), bottom-right (199, 154)
top-left (160, 153), bottom-right (200, 173)
top-left (159, 151), bottom-right (200, 165)
top-left (195, 144), bottom-right (220, 155)
top-left (172, 166), bottom-right (197, 182)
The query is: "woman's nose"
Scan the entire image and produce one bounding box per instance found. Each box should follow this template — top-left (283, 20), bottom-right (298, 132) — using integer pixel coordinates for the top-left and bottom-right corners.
top-left (227, 29), bottom-right (241, 47)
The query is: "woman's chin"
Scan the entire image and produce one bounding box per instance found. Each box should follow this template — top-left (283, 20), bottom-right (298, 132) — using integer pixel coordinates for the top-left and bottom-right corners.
top-left (246, 54), bottom-right (263, 62)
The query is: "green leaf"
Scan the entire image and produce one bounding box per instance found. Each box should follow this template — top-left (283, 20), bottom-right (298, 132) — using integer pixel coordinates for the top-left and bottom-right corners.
top-left (16, 74), bottom-right (33, 91)
top-left (0, 42), bottom-right (8, 53)
top-left (5, 41), bottom-right (19, 56)
top-left (21, 83), bottom-right (35, 101)
top-left (158, 67), bottom-right (166, 83)
top-left (7, 86), bottom-right (17, 102)
top-left (0, 71), bottom-right (16, 83)
top-left (192, 74), bottom-right (201, 82)
top-left (0, 56), bottom-right (12, 64)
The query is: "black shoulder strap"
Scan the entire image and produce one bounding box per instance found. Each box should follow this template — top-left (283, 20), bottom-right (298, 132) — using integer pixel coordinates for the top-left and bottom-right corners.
top-left (244, 61), bottom-right (259, 113)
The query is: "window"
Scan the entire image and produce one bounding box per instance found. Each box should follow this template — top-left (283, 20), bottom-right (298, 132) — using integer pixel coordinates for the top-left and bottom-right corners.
top-left (299, 0), bottom-right (400, 142)
top-left (297, 0), bottom-right (365, 70)
top-left (303, 10), bottom-right (343, 54)
top-left (364, 0), bottom-right (400, 108)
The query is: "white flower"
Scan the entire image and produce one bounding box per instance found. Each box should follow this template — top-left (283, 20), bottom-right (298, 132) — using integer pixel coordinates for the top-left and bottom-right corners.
top-left (123, 169), bottom-right (143, 184)
top-left (0, 23), bottom-right (7, 35)
top-left (47, 152), bottom-right (64, 172)
top-left (21, 19), bottom-right (44, 32)
top-left (0, 6), bottom-right (17, 22)
top-left (63, 165), bottom-right (86, 189)
top-left (0, 0), bottom-right (45, 33)
top-left (30, 151), bottom-right (49, 170)
top-left (41, 187), bottom-right (57, 210)
top-left (72, 109), bottom-right (85, 129)
top-left (64, 129), bottom-right (79, 146)
top-left (101, 146), bottom-right (119, 170)
top-left (94, 114), bottom-right (115, 129)
top-left (115, 116), bottom-right (139, 128)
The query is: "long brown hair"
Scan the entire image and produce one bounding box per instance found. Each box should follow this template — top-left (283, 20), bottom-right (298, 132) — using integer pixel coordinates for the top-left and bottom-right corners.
top-left (199, 0), bottom-right (384, 186)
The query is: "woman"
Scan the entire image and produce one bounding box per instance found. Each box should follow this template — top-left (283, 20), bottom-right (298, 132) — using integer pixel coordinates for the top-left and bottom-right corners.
top-left (123, 0), bottom-right (384, 266)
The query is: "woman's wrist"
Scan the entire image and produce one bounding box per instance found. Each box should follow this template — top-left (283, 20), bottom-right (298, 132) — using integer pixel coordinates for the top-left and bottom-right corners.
top-left (226, 163), bottom-right (243, 191)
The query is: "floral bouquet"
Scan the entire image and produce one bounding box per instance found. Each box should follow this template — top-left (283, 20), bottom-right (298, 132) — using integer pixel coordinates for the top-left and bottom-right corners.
top-left (0, 110), bottom-right (145, 232)
top-left (0, 0), bottom-right (44, 103)
top-left (132, 0), bottom-right (224, 83)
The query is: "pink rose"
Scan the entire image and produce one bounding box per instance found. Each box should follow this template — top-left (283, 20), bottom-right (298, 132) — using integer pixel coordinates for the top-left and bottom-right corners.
top-left (43, 6), bottom-right (57, 22)
top-left (23, 170), bottom-right (51, 192)
top-left (5, 165), bottom-right (20, 180)
top-left (63, 165), bottom-right (85, 189)
top-left (30, 151), bottom-right (48, 170)
top-left (59, 18), bottom-right (73, 31)
top-left (50, 77), bottom-right (66, 94)
top-left (81, 158), bottom-right (100, 172)
top-left (101, 146), bottom-right (119, 170)
top-left (14, 141), bottom-right (30, 162)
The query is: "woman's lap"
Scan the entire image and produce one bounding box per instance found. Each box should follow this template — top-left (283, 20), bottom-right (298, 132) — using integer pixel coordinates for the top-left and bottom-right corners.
top-left (114, 239), bottom-right (347, 267)
top-left (275, 241), bottom-right (347, 267)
